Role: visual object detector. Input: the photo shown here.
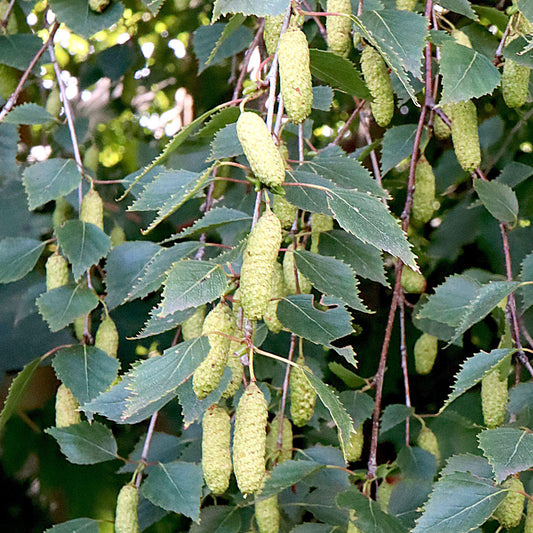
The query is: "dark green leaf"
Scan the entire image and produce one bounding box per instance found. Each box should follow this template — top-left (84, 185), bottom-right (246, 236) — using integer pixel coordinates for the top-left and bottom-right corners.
top-left (0, 357), bottom-right (41, 432)
top-left (517, 0), bottom-right (533, 22)
top-left (473, 179), bottom-right (518, 225)
top-left (134, 306), bottom-right (197, 339)
top-left (508, 381), bottom-right (533, 415)
top-left (327, 188), bottom-right (416, 268)
top-left (36, 284), bottom-right (99, 332)
top-left (190, 506), bottom-right (241, 533)
top-left (397, 446), bottom-right (437, 481)
top-left (208, 122), bottom-right (242, 161)
top-left (329, 362), bottom-right (366, 389)
top-left (173, 208), bottom-right (251, 239)
top-left (277, 295), bottom-right (353, 346)
top-left (412, 472), bottom-right (506, 533)
top-left (381, 404), bottom-right (415, 433)
top-left (48, 0), bottom-right (124, 38)
top-left (294, 250), bottom-right (369, 312)
top-left (478, 427), bottom-right (533, 483)
top-left (160, 260), bottom-right (228, 315)
top-left (56, 220), bottom-right (112, 280)
top-left (339, 391), bottom-right (375, 428)
top-left (441, 348), bottom-right (515, 411)
top-left (312, 86), bottom-right (334, 111)
top-left (45, 421), bottom-right (118, 464)
top-left (497, 162), bottom-right (533, 188)
top-left (381, 124), bottom-right (428, 175)
top-left (195, 107), bottom-right (241, 140)
top-left (23, 159), bottom-right (81, 211)
top-left (4, 103), bottom-right (55, 125)
top-left (435, 0), bottom-right (478, 19)
top-left (142, 461), bottom-right (203, 522)
top-left (319, 230), bottom-right (388, 286)
top-left (0, 238), bottom-right (45, 283)
top-left (309, 49), bottom-right (370, 98)
top-left (439, 41), bottom-right (500, 104)
top-left (0, 34), bottom-right (48, 70)
top-left (285, 170), bottom-right (335, 215)
top-left (52, 346), bottom-right (120, 405)
top-left (44, 518), bottom-right (100, 533)
top-left (519, 251), bottom-right (533, 312)
top-left (337, 486), bottom-right (409, 533)
top-left (441, 454), bottom-right (494, 480)
top-left (502, 36), bottom-right (533, 68)
top-left (256, 460), bottom-right (325, 501)
top-left (104, 241), bottom-right (160, 309)
top-left (212, 0), bottom-right (290, 21)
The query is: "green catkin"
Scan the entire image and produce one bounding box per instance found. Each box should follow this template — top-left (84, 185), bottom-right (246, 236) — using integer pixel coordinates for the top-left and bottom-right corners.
top-left (502, 58), bottom-right (530, 108)
top-left (192, 303), bottom-right (235, 399)
top-left (255, 473), bottom-right (280, 533)
top-left (450, 99), bottom-right (481, 172)
top-left (46, 254), bottom-right (69, 291)
top-left (345, 424), bottom-right (364, 462)
top-left (237, 112), bottom-right (286, 189)
top-left (278, 28), bottom-right (313, 123)
top-left (202, 404), bottom-right (232, 495)
top-left (83, 144), bottom-right (99, 174)
top-left (110, 224), bottom-right (126, 247)
top-left (55, 383), bottom-right (81, 427)
top-left (417, 426), bottom-right (441, 464)
top-left (283, 244), bottom-right (312, 295)
top-left (414, 333), bottom-right (438, 375)
top-left (240, 209), bottom-right (283, 320)
top-left (95, 315), bottom-right (119, 358)
top-left (263, 262), bottom-right (287, 334)
top-left (400, 268), bottom-right (426, 294)
top-left (80, 188), bottom-right (104, 231)
top-left (433, 104), bottom-right (452, 140)
top-left (221, 329), bottom-right (245, 399)
top-left (310, 213), bottom-right (334, 253)
top-left (263, 15), bottom-right (284, 56)
top-left (481, 366), bottom-right (508, 428)
top-left (181, 305), bottom-right (205, 341)
top-left (290, 355), bottom-right (317, 427)
top-left (524, 499), bottom-right (533, 533)
top-left (52, 197), bottom-right (74, 230)
top-left (494, 477), bottom-right (525, 529)
top-left (45, 87), bottom-right (61, 118)
top-left (395, 0), bottom-right (416, 10)
top-left (273, 194), bottom-right (297, 229)
top-left (326, 0), bottom-right (352, 58)
top-left (265, 415), bottom-right (293, 465)
top-left (376, 480), bottom-right (394, 512)
top-left (360, 46), bottom-right (394, 127)
top-left (233, 382), bottom-right (268, 495)
top-left (114, 483), bottom-right (139, 533)
top-left (412, 156), bottom-right (438, 225)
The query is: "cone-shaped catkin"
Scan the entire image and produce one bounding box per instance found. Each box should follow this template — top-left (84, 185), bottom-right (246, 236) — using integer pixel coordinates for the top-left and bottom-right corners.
top-left (80, 188), bottom-right (104, 231)
top-left (46, 87), bottom-right (62, 118)
top-left (115, 483), bottom-right (139, 533)
top-left (481, 366), bottom-right (508, 428)
top-left (74, 315), bottom-right (89, 342)
top-left (283, 244), bottom-right (312, 295)
top-left (237, 112), bottom-right (286, 189)
top-left (110, 224), bottom-right (126, 247)
top-left (396, 0), bottom-right (416, 10)
top-left (95, 315), bottom-right (119, 358)
top-left (46, 254), bottom-right (69, 291)
top-left (310, 213), bottom-right (334, 253)
top-left (417, 426), bottom-right (441, 464)
top-left (494, 477), bottom-right (525, 529)
top-left (412, 156), bottom-right (437, 224)
top-left (240, 210), bottom-right (283, 320)
top-left (233, 382), bottom-right (268, 494)
top-left (326, 0), bottom-right (352, 57)
top-left (266, 415), bottom-right (293, 465)
top-left (360, 46), bottom-right (394, 127)
top-left (192, 303), bottom-right (235, 399)
top-left (55, 384), bottom-right (81, 427)
top-left (414, 333), bottom-right (438, 375)
top-left (222, 327), bottom-right (245, 400)
top-left (524, 499), bottom-right (533, 533)
top-left (181, 305), bottom-right (205, 341)
top-left (273, 195), bottom-right (297, 229)
top-left (450, 100), bottom-right (481, 172)
top-left (400, 268), bottom-right (426, 294)
top-left (290, 355), bottom-right (317, 427)
top-left (433, 112), bottom-right (451, 140)
top-left (264, 262), bottom-right (287, 334)
top-left (345, 424), bottom-right (364, 462)
top-left (278, 28), bottom-right (313, 123)
top-left (502, 59), bottom-right (530, 108)
top-left (263, 15), bottom-right (284, 56)
top-left (376, 480), bottom-right (394, 512)
top-left (255, 473), bottom-right (280, 533)
top-left (53, 197), bottom-right (74, 230)
top-left (202, 404), bottom-right (232, 495)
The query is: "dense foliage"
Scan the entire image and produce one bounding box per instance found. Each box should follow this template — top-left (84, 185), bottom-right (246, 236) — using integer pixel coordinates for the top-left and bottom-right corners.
top-left (1, 0), bottom-right (533, 532)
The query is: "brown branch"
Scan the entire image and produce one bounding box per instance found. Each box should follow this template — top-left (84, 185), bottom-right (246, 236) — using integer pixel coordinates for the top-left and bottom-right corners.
top-left (332, 98), bottom-right (365, 146)
top-left (0, 23), bottom-right (59, 122)
top-left (0, 0), bottom-right (15, 29)
top-left (399, 299), bottom-right (412, 447)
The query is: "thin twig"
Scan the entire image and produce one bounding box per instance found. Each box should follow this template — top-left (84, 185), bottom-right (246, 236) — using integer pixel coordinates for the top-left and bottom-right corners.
top-left (399, 299), bottom-right (411, 447)
top-left (301, 0), bottom-right (328, 41)
top-left (0, 0), bottom-right (16, 29)
top-left (357, 103), bottom-right (383, 187)
top-left (136, 411), bottom-right (159, 487)
top-left (276, 334), bottom-right (297, 456)
top-left (0, 23), bottom-right (58, 122)
top-left (332, 99), bottom-right (365, 146)
top-left (494, 22), bottom-right (512, 63)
